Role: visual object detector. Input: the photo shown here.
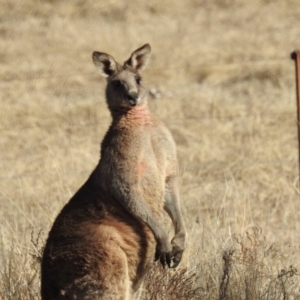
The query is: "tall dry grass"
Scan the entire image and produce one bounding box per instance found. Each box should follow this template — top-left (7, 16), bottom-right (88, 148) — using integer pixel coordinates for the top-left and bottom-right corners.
top-left (1, 0), bottom-right (300, 298)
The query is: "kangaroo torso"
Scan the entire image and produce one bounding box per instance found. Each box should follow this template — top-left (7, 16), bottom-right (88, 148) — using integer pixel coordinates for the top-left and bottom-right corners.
top-left (98, 106), bottom-right (176, 217)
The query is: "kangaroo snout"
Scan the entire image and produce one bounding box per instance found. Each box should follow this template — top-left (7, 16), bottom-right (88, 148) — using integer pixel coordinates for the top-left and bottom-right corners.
top-left (127, 91), bottom-right (139, 106)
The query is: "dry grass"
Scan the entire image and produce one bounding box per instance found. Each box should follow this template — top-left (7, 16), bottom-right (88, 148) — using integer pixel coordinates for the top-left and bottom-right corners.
top-left (1, 0), bottom-right (300, 298)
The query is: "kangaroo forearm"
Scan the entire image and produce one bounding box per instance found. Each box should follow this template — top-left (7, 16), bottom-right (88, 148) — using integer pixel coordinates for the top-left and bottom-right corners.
top-left (114, 186), bottom-right (169, 242)
top-left (164, 190), bottom-right (186, 236)
top-left (128, 201), bottom-right (169, 242)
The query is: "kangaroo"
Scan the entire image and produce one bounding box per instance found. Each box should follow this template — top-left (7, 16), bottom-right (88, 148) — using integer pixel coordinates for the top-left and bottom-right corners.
top-left (41, 44), bottom-right (186, 300)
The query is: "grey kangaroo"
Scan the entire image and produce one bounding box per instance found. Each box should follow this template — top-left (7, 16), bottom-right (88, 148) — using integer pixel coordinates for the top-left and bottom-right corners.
top-left (41, 44), bottom-right (186, 300)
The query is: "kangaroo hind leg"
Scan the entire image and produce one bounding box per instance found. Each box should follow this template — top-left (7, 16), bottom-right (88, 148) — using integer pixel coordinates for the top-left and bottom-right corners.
top-left (103, 250), bottom-right (132, 300)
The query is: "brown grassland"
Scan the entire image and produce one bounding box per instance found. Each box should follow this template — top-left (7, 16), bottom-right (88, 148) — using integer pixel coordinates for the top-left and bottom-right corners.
top-left (1, 0), bottom-right (300, 299)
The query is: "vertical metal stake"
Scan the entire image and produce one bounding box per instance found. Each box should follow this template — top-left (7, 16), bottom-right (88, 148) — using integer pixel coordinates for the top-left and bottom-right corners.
top-left (291, 51), bottom-right (300, 185)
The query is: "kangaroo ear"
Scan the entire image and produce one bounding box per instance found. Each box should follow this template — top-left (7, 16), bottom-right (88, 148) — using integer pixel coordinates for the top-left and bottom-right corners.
top-left (92, 52), bottom-right (118, 77)
top-left (124, 44), bottom-right (151, 71)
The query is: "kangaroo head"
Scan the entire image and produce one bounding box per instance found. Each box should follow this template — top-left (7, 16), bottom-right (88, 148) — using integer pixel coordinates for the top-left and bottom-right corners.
top-left (92, 44), bottom-right (151, 111)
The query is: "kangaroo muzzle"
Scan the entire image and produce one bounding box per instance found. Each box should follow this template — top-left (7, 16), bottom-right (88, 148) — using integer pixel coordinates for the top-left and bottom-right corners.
top-left (127, 91), bottom-right (139, 106)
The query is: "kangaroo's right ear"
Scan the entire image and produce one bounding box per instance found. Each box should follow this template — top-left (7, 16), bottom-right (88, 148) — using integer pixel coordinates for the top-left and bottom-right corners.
top-left (124, 44), bottom-right (151, 71)
top-left (92, 52), bottom-right (118, 77)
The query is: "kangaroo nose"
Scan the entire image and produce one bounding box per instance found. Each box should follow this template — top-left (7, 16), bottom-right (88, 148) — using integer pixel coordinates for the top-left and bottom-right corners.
top-left (127, 91), bottom-right (139, 106)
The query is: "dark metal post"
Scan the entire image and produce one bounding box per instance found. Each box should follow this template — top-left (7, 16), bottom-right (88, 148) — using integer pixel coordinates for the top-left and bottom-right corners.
top-left (291, 51), bottom-right (300, 182)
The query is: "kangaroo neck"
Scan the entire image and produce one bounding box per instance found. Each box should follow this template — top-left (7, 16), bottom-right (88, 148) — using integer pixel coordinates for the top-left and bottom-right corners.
top-left (111, 104), bottom-right (153, 126)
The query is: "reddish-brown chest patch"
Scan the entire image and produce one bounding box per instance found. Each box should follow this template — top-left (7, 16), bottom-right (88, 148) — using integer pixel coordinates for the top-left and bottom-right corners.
top-left (125, 105), bottom-right (152, 125)
top-left (136, 161), bottom-right (146, 176)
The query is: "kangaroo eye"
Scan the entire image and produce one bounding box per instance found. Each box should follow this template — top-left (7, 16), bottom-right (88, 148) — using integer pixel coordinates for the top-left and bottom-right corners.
top-left (136, 77), bottom-right (142, 85)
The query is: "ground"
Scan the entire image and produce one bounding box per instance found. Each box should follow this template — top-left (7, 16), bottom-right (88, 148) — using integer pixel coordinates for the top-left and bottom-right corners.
top-left (1, 0), bottom-right (300, 299)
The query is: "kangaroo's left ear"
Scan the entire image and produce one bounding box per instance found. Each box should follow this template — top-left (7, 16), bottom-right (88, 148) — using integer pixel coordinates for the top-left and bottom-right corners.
top-left (92, 51), bottom-right (118, 77)
top-left (124, 44), bottom-right (151, 71)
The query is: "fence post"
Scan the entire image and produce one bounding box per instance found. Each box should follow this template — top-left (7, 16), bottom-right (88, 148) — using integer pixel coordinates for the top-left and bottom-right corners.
top-left (291, 51), bottom-right (300, 184)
